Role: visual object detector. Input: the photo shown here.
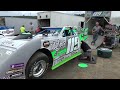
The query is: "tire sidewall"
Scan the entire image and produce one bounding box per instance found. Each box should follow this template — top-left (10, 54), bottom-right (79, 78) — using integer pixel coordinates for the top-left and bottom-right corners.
top-left (26, 52), bottom-right (49, 79)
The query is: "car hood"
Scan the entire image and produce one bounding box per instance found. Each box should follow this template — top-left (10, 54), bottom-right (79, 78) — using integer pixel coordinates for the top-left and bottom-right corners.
top-left (0, 38), bottom-right (29, 50)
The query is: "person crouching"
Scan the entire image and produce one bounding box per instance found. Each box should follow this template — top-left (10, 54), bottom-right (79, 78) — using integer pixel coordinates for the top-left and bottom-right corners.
top-left (80, 40), bottom-right (95, 63)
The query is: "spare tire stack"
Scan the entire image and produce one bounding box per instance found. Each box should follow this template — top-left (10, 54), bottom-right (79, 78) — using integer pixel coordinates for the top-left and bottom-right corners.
top-left (97, 48), bottom-right (112, 58)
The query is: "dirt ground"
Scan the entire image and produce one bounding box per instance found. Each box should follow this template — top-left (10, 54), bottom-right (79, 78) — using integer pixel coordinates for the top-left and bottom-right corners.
top-left (43, 36), bottom-right (120, 79)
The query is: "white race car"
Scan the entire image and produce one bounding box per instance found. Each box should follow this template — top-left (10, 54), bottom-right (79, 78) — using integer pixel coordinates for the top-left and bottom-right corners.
top-left (0, 26), bottom-right (15, 36)
top-left (0, 26), bottom-right (88, 79)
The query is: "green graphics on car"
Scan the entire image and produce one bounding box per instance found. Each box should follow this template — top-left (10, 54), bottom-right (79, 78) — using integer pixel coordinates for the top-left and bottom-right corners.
top-left (79, 28), bottom-right (88, 41)
top-left (51, 35), bottom-right (81, 70)
top-left (51, 48), bottom-right (67, 59)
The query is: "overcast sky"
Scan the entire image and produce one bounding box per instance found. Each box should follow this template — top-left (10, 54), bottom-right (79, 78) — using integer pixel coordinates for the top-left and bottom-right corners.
top-left (0, 11), bottom-right (120, 17)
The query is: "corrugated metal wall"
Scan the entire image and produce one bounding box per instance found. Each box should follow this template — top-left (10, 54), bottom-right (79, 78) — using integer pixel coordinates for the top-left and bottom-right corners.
top-left (5, 17), bottom-right (38, 34)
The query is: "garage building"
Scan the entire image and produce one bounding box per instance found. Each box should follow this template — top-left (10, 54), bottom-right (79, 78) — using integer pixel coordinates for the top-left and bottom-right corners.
top-left (0, 17), bottom-right (37, 35)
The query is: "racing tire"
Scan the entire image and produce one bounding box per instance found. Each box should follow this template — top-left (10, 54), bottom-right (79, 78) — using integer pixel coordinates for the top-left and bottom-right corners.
top-left (97, 48), bottom-right (112, 58)
top-left (25, 52), bottom-right (49, 79)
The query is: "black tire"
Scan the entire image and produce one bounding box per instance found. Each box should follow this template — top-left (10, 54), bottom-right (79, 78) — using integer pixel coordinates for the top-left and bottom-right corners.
top-left (25, 52), bottom-right (49, 79)
top-left (97, 48), bottom-right (112, 58)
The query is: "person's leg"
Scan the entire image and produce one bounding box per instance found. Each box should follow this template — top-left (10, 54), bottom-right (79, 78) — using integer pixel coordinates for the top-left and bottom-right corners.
top-left (91, 34), bottom-right (97, 45)
top-left (91, 35), bottom-right (95, 44)
top-left (86, 50), bottom-right (92, 61)
top-left (111, 37), bottom-right (115, 45)
top-left (94, 34), bottom-right (99, 44)
top-left (79, 53), bottom-right (87, 60)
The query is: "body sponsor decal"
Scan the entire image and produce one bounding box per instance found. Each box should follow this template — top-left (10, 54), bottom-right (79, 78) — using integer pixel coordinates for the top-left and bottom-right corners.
top-left (10, 72), bottom-right (23, 78)
top-left (51, 48), bottom-right (67, 59)
top-left (51, 39), bottom-right (66, 59)
top-left (52, 51), bottom-right (81, 70)
top-left (6, 51), bottom-right (13, 55)
top-left (53, 49), bottom-right (80, 66)
top-left (43, 41), bottom-right (50, 48)
top-left (10, 63), bottom-right (24, 69)
top-left (6, 68), bottom-right (23, 74)
top-left (66, 37), bottom-right (80, 54)
top-left (50, 39), bottom-right (66, 51)
top-left (0, 76), bottom-right (10, 79)
top-left (52, 36), bottom-right (81, 66)
top-left (6, 63), bottom-right (24, 78)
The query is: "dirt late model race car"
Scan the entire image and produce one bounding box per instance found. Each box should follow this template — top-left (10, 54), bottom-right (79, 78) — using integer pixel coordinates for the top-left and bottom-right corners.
top-left (0, 26), bottom-right (88, 79)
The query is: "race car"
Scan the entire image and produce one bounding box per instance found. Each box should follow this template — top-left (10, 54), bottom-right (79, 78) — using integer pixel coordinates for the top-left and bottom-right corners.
top-left (0, 26), bottom-right (15, 36)
top-left (79, 27), bottom-right (88, 41)
top-left (0, 26), bottom-right (88, 79)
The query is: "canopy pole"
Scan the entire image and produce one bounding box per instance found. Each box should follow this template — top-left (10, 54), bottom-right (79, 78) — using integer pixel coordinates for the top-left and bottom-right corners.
top-left (104, 17), bottom-right (109, 23)
top-left (85, 17), bottom-right (92, 23)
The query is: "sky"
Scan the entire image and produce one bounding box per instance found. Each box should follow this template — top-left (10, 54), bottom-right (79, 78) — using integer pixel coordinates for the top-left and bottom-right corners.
top-left (0, 11), bottom-right (120, 17)
top-left (13, 11), bottom-right (85, 15)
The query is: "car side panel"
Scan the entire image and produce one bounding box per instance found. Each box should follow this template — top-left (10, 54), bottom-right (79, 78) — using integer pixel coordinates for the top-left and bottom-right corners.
top-left (0, 38), bottom-right (42, 79)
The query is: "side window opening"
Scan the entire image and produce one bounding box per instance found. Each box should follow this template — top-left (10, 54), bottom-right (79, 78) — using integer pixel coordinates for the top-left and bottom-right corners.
top-left (62, 28), bottom-right (76, 37)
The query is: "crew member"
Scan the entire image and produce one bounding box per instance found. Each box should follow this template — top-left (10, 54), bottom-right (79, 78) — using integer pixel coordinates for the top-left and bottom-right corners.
top-left (91, 22), bottom-right (104, 45)
top-left (80, 41), bottom-right (95, 63)
top-left (20, 25), bottom-right (26, 34)
top-left (35, 26), bottom-right (41, 34)
top-left (29, 22), bottom-right (34, 34)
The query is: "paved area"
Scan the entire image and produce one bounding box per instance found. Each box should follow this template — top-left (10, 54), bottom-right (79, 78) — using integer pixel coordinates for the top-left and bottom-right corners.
top-left (43, 35), bottom-right (120, 79)
top-left (85, 35), bottom-right (104, 49)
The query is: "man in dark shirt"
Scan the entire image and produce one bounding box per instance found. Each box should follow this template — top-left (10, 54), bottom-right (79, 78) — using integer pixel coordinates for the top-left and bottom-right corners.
top-left (80, 41), bottom-right (92, 60)
top-left (80, 41), bottom-right (96, 63)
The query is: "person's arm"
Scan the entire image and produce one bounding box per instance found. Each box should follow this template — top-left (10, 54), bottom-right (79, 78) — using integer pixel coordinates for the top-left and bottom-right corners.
top-left (100, 26), bottom-right (104, 32)
top-left (112, 26), bottom-right (118, 33)
top-left (92, 26), bottom-right (95, 34)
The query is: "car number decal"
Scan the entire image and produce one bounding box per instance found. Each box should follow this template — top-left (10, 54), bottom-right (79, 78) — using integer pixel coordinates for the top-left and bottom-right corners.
top-left (66, 36), bottom-right (80, 54)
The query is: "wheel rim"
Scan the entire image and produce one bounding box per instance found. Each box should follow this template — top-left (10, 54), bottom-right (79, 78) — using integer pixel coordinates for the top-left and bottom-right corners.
top-left (32, 60), bottom-right (47, 78)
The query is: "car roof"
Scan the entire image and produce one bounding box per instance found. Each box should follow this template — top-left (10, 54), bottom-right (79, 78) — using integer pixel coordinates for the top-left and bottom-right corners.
top-left (0, 26), bottom-right (10, 30)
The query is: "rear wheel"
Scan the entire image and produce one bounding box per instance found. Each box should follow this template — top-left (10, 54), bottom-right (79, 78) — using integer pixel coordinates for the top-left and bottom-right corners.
top-left (25, 52), bottom-right (49, 79)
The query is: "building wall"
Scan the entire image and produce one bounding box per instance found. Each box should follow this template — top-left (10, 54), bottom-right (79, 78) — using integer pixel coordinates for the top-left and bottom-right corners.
top-left (111, 17), bottom-right (120, 25)
top-left (5, 17), bottom-right (38, 34)
top-left (37, 12), bottom-right (51, 19)
top-left (50, 12), bottom-right (85, 27)
top-left (0, 18), bottom-right (5, 25)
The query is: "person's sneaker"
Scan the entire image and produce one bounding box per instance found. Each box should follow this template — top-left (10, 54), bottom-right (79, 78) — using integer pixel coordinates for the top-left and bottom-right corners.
top-left (90, 56), bottom-right (96, 64)
top-left (91, 43), bottom-right (94, 46)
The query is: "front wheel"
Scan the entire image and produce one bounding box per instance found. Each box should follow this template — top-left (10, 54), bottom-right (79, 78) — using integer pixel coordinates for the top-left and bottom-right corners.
top-left (25, 52), bottom-right (49, 79)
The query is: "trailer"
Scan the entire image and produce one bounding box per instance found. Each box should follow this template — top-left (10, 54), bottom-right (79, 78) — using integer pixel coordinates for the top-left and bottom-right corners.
top-left (85, 11), bottom-right (111, 34)
top-left (37, 11), bottom-right (85, 28)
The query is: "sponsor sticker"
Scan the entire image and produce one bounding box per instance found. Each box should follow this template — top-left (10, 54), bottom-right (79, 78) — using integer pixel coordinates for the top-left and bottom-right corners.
top-left (6, 51), bottom-right (12, 55)
top-left (0, 76), bottom-right (10, 79)
top-left (43, 41), bottom-right (50, 48)
top-left (6, 68), bottom-right (23, 74)
top-left (10, 63), bottom-right (24, 69)
top-left (10, 72), bottom-right (23, 78)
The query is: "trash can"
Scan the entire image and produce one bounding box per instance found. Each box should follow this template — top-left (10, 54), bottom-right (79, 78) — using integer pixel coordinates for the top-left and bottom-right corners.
top-left (97, 48), bottom-right (112, 58)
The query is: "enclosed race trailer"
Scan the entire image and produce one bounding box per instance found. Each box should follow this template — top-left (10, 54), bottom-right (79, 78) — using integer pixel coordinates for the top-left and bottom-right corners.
top-left (37, 11), bottom-right (85, 28)
top-left (85, 11), bottom-right (111, 34)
